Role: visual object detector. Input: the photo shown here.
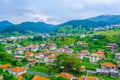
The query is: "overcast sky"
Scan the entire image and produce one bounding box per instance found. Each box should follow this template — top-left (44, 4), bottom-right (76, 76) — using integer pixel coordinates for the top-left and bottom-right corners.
top-left (0, 0), bottom-right (120, 24)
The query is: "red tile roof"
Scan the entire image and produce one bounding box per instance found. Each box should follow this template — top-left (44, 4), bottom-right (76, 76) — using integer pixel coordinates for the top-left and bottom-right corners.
top-left (11, 67), bottom-right (26, 72)
top-left (101, 62), bottom-right (116, 67)
top-left (0, 64), bottom-right (10, 69)
top-left (79, 76), bottom-right (100, 80)
top-left (60, 72), bottom-right (73, 79)
top-left (32, 75), bottom-right (50, 80)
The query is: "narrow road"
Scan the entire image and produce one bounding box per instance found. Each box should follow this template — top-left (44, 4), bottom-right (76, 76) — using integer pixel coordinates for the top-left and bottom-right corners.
top-left (27, 70), bottom-right (51, 77)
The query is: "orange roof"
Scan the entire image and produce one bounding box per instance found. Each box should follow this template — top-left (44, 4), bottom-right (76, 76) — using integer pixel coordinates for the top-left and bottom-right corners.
top-left (115, 53), bottom-right (120, 56)
top-left (28, 59), bottom-right (36, 62)
top-left (46, 55), bottom-right (55, 59)
top-left (51, 51), bottom-right (58, 54)
top-left (32, 75), bottom-right (50, 80)
top-left (77, 54), bottom-right (83, 56)
top-left (11, 67), bottom-right (26, 72)
top-left (16, 48), bottom-right (22, 51)
top-left (79, 76), bottom-right (100, 80)
top-left (0, 64), bottom-right (10, 69)
top-left (90, 53), bottom-right (105, 59)
top-left (17, 75), bottom-right (23, 80)
top-left (81, 50), bottom-right (89, 53)
top-left (59, 48), bottom-right (65, 50)
top-left (106, 46), bottom-right (114, 48)
top-left (33, 44), bottom-right (39, 48)
top-left (60, 72), bottom-right (73, 79)
top-left (25, 52), bottom-right (33, 55)
top-left (36, 52), bottom-right (43, 56)
top-left (101, 62), bottom-right (116, 67)
top-left (81, 66), bottom-right (85, 70)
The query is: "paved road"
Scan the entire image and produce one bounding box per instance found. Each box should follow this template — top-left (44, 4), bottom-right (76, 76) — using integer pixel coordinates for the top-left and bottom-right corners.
top-left (27, 70), bottom-right (51, 77)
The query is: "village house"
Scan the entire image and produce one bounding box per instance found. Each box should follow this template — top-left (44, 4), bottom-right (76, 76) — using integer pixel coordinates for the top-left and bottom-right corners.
top-left (44, 55), bottom-right (55, 63)
top-left (90, 50), bottom-right (105, 63)
top-left (31, 44), bottom-right (39, 52)
top-left (81, 66), bottom-right (86, 72)
top-left (35, 52), bottom-right (44, 59)
top-left (65, 48), bottom-right (73, 54)
top-left (106, 43), bottom-right (118, 52)
top-left (115, 53), bottom-right (120, 60)
top-left (0, 64), bottom-right (10, 71)
top-left (117, 62), bottom-right (120, 70)
top-left (80, 34), bottom-right (86, 38)
top-left (60, 72), bottom-right (77, 80)
top-left (40, 43), bottom-right (46, 48)
top-left (43, 49), bottom-right (51, 55)
top-left (76, 54), bottom-right (84, 59)
top-left (32, 75), bottom-right (50, 80)
top-left (96, 62), bottom-right (119, 77)
top-left (63, 45), bottom-right (69, 49)
top-left (25, 52), bottom-right (34, 57)
top-left (77, 41), bottom-right (82, 46)
top-left (70, 42), bottom-right (74, 47)
top-left (80, 50), bottom-right (89, 56)
top-left (14, 48), bottom-right (24, 55)
top-left (28, 58), bottom-right (36, 63)
top-left (59, 72), bottom-right (73, 80)
top-left (51, 51), bottom-right (58, 56)
top-left (79, 76), bottom-right (101, 80)
top-left (101, 62), bottom-right (116, 70)
top-left (49, 45), bottom-right (57, 51)
top-left (10, 67), bottom-right (26, 76)
top-left (25, 44), bottom-right (32, 51)
top-left (58, 48), bottom-right (65, 53)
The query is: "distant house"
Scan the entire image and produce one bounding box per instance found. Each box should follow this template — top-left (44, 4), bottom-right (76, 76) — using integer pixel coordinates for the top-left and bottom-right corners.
top-left (59, 72), bottom-right (74, 80)
top-left (35, 52), bottom-right (44, 59)
top-left (51, 51), bottom-right (58, 56)
top-left (31, 44), bottom-right (39, 52)
top-left (115, 53), bottom-right (120, 60)
top-left (44, 55), bottom-right (55, 63)
top-left (28, 59), bottom-right (36, 62)
top-left (43, 49), bottom-right (51, 54)
top-left (25, 52), bottom-right (34, 57)
top-left (25, 44), bottom-right (33, 51)
top-left (0, 64), bottom-right (10, 71)
top-left (40, 43), bottom-right (46, 48)
top-left (10, 67), bottom-right (26, 75)
top-left (63, 45), bottom-right (69, 49)
top-left (76, 54), bottom-right (84, 59)
top-left (32, 75), bottom-right (50, 80)
top-left (106, 43), bottom-right (118, 52)
top-left (65, 48), bottom-right (73, 54)
top-left (80, 50), bottom-right (89, 56)
top-left (79, 76), bottom-right (101, 80)
top-left (14, 48), bottom-right (24, 55)
top-left (49, 45), bottom-right (57, 51)
top-left (96, 62), bottom-right (119, 77)
top-left (90, 50), bottom-right (105, 63)
top-left (25, 44), bottom-right (39, 52)
top-left (101, 62), bottom-right (116, 70)
top-left (70, 43), bottom-right (74, 47)
top-left (80, 34), bottom-right (86, 38)
top-left (58, 48), bottom-right (65, 53)
top-left (77, 41), bottom-right (82, 46)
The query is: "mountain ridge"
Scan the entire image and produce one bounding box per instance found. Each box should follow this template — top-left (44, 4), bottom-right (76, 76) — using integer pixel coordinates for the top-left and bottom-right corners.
top-left (0, 15), bottom-right (120, 34)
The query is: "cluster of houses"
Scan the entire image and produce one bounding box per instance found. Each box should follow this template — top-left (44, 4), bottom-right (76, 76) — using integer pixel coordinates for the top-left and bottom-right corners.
top-left (93, 24), bottom-right (120, 31)
top-left (1, 33), bottom-right (120, 80)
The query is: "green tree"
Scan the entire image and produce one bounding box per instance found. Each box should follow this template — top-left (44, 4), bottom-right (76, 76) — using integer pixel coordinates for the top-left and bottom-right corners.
top-left (0, 52), bottom-right (14, 63)
top-left (55, 54), bottom-right (81, 73)
top-left (50, 76), bottom-right (68, 80)
top-left (3, 70), bottom-right (17, 80)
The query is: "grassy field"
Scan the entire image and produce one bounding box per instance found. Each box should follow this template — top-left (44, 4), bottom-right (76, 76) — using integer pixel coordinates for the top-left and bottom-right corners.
top-left (94, 29), bottom-right (120, 36)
